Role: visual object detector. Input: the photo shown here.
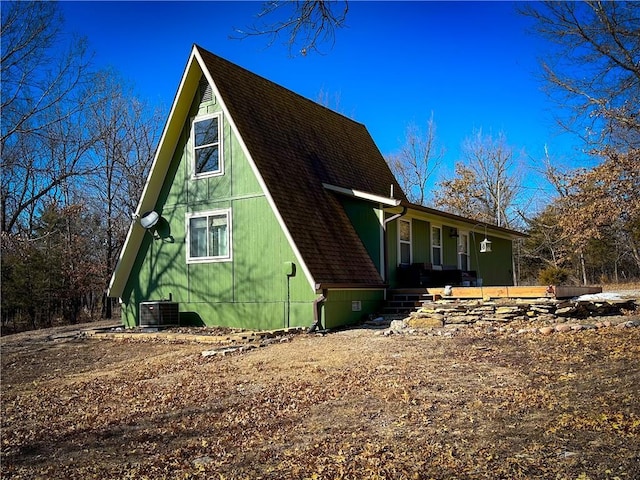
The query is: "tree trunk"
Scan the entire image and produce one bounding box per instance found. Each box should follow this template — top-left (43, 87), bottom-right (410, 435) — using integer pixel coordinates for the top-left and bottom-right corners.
top-left (579, 250), bottom-right (588, 285)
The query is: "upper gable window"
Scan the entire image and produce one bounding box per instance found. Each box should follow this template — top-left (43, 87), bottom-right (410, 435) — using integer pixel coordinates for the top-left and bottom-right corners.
top-left (192, 113), bottom-right (223, 178)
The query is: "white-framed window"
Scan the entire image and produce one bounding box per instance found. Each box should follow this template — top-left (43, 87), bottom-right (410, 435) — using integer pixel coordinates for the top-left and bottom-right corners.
top-left (458, 231), bottom-right (470, 271)
top-left (431, 225), bottom-right (442, 266)
top-left (186, 209), bottom-right (232, 263)
top-left (192, 113), bottom-right (223, 178)
top-left (399, 219), bottom-right (412, 265)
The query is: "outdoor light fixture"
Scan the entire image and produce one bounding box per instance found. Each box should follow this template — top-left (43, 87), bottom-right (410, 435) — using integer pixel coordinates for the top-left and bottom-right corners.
top-left (449, 227), bottom-right (459, 238)
top-left (478, 224), bottom-right (492, 253)
top-left (140, 211), bottom-right (160, 230)
top-left (480, 237), bottom-right (492, 253)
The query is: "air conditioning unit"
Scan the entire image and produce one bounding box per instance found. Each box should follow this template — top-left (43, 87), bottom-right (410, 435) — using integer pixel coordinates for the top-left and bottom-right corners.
top-left (139, 301), bottom-right (179, 328)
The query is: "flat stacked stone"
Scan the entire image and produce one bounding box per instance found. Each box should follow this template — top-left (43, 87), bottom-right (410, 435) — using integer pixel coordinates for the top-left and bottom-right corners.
top-left (381, 296), bottom-right (638, 336)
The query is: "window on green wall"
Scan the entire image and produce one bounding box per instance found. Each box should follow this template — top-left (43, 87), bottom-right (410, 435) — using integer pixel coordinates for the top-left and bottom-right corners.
top-left (458, 231), bottom-right (470, 271)
top-left (192, 113), bottom-right (222, 177)
top-left (431, 225), bottom-right (442, 266)
top-left (399, 219), bottom-right (411, 265)
top-left (186, 209), bottom-right (231, 263)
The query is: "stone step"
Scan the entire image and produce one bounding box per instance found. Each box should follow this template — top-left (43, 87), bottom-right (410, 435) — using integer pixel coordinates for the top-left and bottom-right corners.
top-left (388, 293), bottom-right (436, 302)
top-left (382, 292), bottom-right (438, 316)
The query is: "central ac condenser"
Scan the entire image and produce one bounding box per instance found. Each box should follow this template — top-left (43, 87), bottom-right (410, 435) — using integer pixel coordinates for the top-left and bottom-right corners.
top-left (139, 301), bottom-right (179, 327)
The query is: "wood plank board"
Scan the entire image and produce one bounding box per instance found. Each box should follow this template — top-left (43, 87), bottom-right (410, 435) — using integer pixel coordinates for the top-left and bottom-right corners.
top-left (423, 285), bottom-right (602, 299)
top-left (553, 286), bottom-right (603, 298)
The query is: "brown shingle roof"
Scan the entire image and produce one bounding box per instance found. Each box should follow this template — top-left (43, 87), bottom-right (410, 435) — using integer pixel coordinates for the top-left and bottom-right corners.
top-left (197, 46), bottom-right (406, 287)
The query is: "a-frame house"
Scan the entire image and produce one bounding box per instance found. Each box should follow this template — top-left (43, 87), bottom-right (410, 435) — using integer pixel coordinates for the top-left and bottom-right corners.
top-left (108, 45), bottom-right (523, 330)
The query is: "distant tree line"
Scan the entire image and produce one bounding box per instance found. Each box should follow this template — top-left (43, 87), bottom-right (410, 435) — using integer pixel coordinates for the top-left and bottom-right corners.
top-left (1, 1), bottom-right (638, 333)
top-left (1, 1), bottom-right (164, 332)
top-left (516, 1), bottom-right (640, 284)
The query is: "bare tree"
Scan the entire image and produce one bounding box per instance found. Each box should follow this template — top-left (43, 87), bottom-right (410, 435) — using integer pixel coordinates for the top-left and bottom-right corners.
top-left (558, 148), bottom-right (640, 278)
top-left (0, 1), bottom-right (165, 329)
top-left (1, 1), bottom-right (101, 234)
top-left (86, 75), bottom-right (163, 317)
top-left (234, 1), bottom-right (349, 56)
top-left (434, 130), bottom-right (522, 228)
top-left (521, 147), bottom-right (640, 285)
top-left (386, 114), bottom-right (444, 206)
top-left (521, 1), bottom-right (640, 149)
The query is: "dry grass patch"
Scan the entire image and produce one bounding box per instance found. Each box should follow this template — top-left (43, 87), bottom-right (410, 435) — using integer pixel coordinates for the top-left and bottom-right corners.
top-left (2, 324), bottom-right (639, 479)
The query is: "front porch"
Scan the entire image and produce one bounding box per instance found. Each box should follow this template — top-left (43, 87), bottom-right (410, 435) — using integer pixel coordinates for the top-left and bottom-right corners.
top-left (396, 262), bottom-right (478, 288)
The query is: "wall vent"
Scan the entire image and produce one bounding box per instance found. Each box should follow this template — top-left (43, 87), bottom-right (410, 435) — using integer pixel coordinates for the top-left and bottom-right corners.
top-left (199, 78), bottom-right (213, 104)
top-left (139, 301), bottom-right (179, 327)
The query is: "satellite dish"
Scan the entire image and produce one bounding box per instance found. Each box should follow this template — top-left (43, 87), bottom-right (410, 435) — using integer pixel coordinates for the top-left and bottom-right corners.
top-left (140, 211), bottom-right (160, 230)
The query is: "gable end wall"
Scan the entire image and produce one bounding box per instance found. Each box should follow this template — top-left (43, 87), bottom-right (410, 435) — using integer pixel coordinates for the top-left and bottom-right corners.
top-left (120, 84), bottom-right (318, 329)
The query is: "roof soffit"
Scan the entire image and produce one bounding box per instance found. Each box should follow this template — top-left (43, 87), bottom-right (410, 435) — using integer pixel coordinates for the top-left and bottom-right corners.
top-left (385, 203), bottom-right (526, 240)
top-left (108, 50), bottom-right (204, 297)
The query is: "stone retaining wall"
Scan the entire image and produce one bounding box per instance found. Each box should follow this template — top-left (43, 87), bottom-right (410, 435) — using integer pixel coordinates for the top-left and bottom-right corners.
top-left (379, 297), bottom-right (639, 336)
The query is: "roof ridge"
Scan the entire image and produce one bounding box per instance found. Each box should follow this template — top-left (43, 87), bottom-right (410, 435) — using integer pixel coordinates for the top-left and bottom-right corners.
top-left (194, 44), bottom-right (366, 128)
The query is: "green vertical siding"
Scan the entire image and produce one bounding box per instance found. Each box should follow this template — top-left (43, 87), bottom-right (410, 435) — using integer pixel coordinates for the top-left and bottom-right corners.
top-left (121, 80), bottom-right (317, 330)
top-left (340, 198), bottom-right (382, 271)
top-left (470, 235), bottom-right (513, 285)
top-left (442, 230), bottom-right (459, 267)
top-left (322, 289), bottom-right (385, 330)
top-left (412, 219), bottom-right (429, 264)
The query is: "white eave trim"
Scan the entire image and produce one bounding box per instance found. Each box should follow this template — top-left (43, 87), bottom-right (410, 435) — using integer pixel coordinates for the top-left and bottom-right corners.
top-left (108, 49), bottom-right (203, 298)
top-left (322, 183), bottom-right (401, 207)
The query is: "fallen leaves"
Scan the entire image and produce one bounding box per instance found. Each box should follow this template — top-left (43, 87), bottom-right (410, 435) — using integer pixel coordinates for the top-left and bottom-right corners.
top-left (1, 327), bottom-right (639, 479)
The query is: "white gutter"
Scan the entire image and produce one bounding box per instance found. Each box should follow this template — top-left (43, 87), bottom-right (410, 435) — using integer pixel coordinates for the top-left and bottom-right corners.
top-left (322, 183), bottom-right (401, 207)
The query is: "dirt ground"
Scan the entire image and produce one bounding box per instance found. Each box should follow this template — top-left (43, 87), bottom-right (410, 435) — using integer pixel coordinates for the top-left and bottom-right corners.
top-left (2, 310), bottom-right (639, 480)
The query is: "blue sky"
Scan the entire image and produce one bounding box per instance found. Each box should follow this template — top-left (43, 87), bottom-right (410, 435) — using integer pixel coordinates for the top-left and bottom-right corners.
top-left (60, 1), bottom-right (589, 210)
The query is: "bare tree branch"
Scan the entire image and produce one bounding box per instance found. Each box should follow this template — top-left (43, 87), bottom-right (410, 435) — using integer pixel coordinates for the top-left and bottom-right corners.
top-left (521, 1), bottom-right (640, 148)
top-left (385, 114), bottom-right (444, 206)
top-left (1, 1), bottom-right (101, 233)
top-left (233, 1), bottom-right (349, 56)
top-left (434, 130), bottom-right (522, 229)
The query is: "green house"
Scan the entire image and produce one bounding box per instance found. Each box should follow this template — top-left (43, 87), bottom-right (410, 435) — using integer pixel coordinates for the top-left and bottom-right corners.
top-left (108, 45), bottom-right (524, 330)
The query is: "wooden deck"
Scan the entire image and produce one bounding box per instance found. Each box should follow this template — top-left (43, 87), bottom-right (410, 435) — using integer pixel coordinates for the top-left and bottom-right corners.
top-left (417, 285), bottom-right (603, 300)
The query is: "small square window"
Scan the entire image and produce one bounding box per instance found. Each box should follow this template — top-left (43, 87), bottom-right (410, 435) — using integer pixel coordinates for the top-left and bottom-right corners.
top-left (187, 209), bottom-right (231, 263)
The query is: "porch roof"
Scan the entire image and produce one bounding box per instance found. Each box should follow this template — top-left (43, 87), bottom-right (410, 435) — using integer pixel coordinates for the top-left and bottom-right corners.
top-left (394, 201), bottom-right (528, 239)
